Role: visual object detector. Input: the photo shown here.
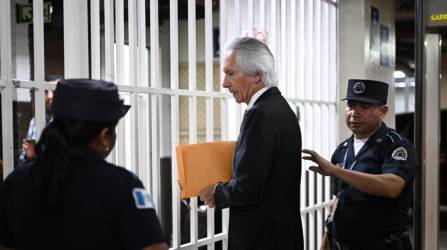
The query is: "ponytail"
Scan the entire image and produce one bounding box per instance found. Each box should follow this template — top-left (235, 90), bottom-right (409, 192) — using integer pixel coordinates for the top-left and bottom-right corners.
top-left (32, 118), bottom-right (117, 210)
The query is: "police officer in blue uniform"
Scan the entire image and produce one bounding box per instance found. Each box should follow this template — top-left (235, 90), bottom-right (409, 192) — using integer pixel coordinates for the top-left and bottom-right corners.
top-left (303, 79), bottom-right (416, 250)
top-left (0, 79), bottom-right (168, 250)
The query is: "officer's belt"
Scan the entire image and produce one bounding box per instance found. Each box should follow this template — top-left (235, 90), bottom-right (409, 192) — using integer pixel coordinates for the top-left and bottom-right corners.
top-left (337, 194), bottom-right (392, 209)
top-left (335, 232), bottom-right (411, 250)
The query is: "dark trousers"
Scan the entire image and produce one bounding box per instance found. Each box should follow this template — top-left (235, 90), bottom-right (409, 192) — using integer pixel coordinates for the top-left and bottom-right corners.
top-left (333, 234), bottom-right (412, 250)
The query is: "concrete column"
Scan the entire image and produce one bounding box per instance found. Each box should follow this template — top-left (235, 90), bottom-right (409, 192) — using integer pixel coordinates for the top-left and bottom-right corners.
top-left (422, 33), bottom-right (441, 250)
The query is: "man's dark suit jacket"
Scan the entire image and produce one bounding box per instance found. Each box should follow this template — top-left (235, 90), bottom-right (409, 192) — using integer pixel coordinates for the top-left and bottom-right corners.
top-left (214, 87), bottom-right (304, 250)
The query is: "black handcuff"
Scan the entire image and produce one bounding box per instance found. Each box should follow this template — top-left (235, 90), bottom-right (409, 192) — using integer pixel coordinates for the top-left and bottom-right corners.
top-left (325, 215), bottom-right (333, 232)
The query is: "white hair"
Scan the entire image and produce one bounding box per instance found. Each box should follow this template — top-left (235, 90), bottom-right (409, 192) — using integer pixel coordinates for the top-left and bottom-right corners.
top-left (226, 37), bottom-right (278, 87)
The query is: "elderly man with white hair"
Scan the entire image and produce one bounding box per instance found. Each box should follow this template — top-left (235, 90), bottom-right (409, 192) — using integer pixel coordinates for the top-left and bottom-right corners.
top-left (199, 37), bottom-right (304, 250)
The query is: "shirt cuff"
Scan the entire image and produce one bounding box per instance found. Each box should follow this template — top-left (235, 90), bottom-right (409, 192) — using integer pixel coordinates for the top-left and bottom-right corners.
top-left (213, 182), bottom-right (220, 195)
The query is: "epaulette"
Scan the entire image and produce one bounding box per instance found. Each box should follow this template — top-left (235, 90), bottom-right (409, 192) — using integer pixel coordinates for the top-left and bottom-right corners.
top-left (384, 129), bottom-right (403, 144)
top-left (333, 138), bottom-right (349, 155)
top-left (340, 138), bottom-right (350, 148)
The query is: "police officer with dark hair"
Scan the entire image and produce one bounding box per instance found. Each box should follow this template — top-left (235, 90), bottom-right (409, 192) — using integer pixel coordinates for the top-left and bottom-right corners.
top-left (303, 79), bottom-right (416, 250)
top-left (0, 79), bottom-right (168, 250)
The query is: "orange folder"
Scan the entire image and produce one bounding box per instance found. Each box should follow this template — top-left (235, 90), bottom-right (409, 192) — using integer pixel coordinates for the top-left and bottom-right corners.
top-left (176, 141), bottom-right (236, 198)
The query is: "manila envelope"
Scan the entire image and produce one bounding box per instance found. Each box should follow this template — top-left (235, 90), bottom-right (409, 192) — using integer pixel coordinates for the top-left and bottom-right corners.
top-left (176, 141), bottom-right (236, 198)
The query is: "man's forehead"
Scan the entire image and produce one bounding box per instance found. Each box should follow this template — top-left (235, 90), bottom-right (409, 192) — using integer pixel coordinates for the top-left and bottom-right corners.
top-left (224, 51), bottom-right (236, 62)
top-left (225, 49), bottom-right (235, 57)
top-left (223, 53), bottom-right (239, 70)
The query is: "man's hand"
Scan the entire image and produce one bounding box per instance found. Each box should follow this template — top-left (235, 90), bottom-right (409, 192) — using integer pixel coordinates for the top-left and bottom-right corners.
top-left (302, 149), bottom-right (337, 176)
top-left (22, 139), bottom-right (36, 159)
top-left (142, 242), bottom-right (169, 250)
top-left (198, 183), bottom-right (217, 208)
top-left (320, 232), bottom-right (331, 250)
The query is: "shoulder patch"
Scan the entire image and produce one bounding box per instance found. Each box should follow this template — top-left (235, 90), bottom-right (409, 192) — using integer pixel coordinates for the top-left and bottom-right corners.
top-left (392, 147), bottom-right (408, 161)
top-left (132, 188), bottom-right (155, 209)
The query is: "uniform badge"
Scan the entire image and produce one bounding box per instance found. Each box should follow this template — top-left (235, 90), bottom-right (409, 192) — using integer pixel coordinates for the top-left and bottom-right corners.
top-left (132, 188), bottom-right (155, 209)
top-left (392, 147), bottom-right (408, 161)
top-left (353, 81), bottom-right (366, 94)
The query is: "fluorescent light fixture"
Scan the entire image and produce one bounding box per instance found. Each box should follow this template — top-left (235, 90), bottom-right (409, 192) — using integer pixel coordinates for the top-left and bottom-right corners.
top-left (393, 70), bottom-right (406, 79)
top-left (394, 81), bottom-right (415, 88)
top-left (394, 82), bottom-right (406, 88)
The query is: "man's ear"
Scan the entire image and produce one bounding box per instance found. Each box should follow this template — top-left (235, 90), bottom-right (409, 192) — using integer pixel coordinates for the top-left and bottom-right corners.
top-left (254, 72), bottom-right (262, 84)
top-left (380, 104), bottom-right (389, 118)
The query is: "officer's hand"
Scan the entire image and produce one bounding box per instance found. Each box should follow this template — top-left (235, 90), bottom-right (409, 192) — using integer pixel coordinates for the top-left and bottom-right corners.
top-left (198, 183), bottom-right (216, 208)
top-left (320, 232), bottom-right (331, 250)
top-left (143, 242), bottom-right (169, 250)
top-left (302, 149), bottom-right (336, 176)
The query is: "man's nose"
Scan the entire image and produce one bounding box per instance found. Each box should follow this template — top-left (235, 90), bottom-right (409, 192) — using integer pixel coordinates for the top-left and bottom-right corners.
top-left (222, 76), bottom-right (230, 88)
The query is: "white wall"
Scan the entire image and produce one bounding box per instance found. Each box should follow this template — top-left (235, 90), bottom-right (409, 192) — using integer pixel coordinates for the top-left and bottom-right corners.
top-left (366, 0), bottom-right (396, 123)
top-left (339, 0), bottom-right (396, 141)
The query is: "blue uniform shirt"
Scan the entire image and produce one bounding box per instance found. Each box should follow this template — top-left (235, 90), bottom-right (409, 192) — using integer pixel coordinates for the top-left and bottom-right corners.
top-left (330, 122), bottom-right (417, 244)
top-left (0, 149), bottom-right (166, 249)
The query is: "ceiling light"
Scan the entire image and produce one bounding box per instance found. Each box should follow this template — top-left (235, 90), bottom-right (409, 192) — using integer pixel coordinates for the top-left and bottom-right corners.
top-left (393, 70), bottom-right (406, 79)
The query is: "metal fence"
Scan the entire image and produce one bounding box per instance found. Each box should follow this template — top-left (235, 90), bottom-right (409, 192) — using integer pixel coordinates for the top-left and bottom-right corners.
top-left (0, 0), bottom-right (338, 249)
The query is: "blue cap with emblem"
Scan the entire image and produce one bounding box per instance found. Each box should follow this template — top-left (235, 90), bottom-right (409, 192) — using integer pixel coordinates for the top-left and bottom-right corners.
top-left (342, 79), bottom-right (388, 104)
top-left (52, 79), bottom-right (130, 122)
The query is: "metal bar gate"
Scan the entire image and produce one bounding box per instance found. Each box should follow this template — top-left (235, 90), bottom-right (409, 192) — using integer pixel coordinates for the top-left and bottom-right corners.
top-left (0, 0), bottom-right (338, 249)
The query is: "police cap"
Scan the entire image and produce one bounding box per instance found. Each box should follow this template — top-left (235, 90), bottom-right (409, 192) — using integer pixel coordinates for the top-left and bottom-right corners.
top-left (342, 79), bottom-right (388, 104)
top-left (52, 79), bottom-right (130, 122)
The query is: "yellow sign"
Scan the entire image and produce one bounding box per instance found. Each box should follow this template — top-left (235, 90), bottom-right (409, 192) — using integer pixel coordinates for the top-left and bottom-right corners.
top-left (431, 13), bottom-right (447, 21)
